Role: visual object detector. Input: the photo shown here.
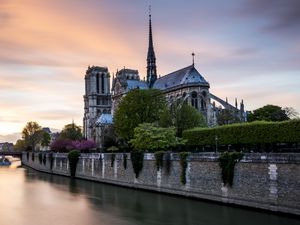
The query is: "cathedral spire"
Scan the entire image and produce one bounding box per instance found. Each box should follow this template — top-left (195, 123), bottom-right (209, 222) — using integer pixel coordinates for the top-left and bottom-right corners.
top-left (147, 5), bottom-right (157, 87)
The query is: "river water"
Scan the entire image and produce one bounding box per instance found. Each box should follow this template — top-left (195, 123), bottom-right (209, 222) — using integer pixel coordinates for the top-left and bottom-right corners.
top-left (0, 160), bottom-right (299, 225)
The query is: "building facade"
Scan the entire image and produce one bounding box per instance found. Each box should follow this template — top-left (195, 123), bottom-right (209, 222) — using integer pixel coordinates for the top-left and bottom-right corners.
top-left (83, 12), bottom-right (246, 148)
top-left (83, 66), bottom-right (112, 142)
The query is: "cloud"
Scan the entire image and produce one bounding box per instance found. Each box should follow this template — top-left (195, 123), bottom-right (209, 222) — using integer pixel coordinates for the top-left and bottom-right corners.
top-left (0, 133), bottom-right (21, 143)
top-left (241, 0), bottom-right (300, 33)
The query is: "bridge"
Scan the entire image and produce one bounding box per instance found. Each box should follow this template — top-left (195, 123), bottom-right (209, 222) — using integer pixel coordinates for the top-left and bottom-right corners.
top-left (0, 151), bottom-right (22, 157)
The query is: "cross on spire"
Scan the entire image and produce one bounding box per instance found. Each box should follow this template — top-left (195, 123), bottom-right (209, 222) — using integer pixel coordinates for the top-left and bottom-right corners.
top-left (192, 52), bottom-right (195, 66)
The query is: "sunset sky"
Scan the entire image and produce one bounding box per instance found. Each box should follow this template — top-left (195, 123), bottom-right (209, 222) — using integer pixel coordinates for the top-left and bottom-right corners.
top-left (0, 0), bottom-right (299, 140)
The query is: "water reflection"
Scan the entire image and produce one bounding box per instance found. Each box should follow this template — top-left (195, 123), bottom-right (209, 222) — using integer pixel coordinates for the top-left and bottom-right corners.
top-left (20, 164), bottom-right (300, 225)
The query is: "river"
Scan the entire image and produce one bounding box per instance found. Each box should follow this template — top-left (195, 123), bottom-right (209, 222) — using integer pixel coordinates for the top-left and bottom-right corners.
top-left (0, 160), bottom-right (299, 225)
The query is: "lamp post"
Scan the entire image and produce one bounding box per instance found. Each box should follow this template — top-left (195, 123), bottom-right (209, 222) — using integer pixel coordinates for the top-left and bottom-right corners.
top-left (215, 135), bottom-right (218, 153)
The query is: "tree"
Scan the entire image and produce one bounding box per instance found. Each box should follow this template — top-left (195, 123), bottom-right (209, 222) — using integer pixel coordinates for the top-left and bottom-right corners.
top-left (283, 107), bottom-right (299, 119)
top-left (14, 139), bottom-right (26, 151)
top-left (60, 123), bottom-right (82, 141)
top-left (247, 105), bottom-right (293, 122)
top-left (160, 102), bottom-right (206, 137)
top-left (217, 109), bottom-right (240, 126)
top-left (22, 121), bottom-right (43, 151)
top-left (50, 139), bottom-right (73, 152)
top-left (129, 123), bottom-right (183, 151)
top-left (50, 138), bottom-right (96, 152)
top-left (114, 89), bottom-right (168, 141)
top-left (41, 131), bottom-right (51, 148)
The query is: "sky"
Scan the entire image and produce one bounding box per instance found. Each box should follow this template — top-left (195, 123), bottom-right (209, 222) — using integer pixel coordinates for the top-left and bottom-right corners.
top-left (0, 0), bottom-right (299, 140)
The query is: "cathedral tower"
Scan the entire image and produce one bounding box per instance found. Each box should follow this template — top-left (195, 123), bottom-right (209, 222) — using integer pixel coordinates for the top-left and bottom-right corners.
top-left (83, 66), bottom-right (111, 140)
top-left (146, 8), bottom-right (157, 87)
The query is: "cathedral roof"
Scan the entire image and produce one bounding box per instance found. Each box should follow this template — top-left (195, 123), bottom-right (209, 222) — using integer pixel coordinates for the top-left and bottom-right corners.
top-left (96, 113), bottom-right (113, 125)
top-left (126, 80), bottom-right (149, 91)
top-left (153, 65), bottom-right (209, 90)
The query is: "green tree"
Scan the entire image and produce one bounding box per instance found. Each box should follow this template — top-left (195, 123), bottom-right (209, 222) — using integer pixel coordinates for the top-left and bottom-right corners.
top-left (217, 109), bottom-right (240, 126)
top-left (114, 89), bottom-right (168, 141)
top-left (60, 123), bottom-right (82, 141)
top-left (14, 139), bottom-right (26, 151)
top-left (41, 131), bottom-right (51, 148)
top-left (22, 121), bottom-right (43, 151)
top-left (160, 102), bottom-right (206, 137)
top-left (247, 105), bottom-right (293, 122)
top-left (129, 123), bottom-right (184, 151)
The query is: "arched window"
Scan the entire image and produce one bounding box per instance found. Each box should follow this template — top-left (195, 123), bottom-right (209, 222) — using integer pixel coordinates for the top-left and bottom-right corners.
top-left (191, 91), bottom-right (198, 109)
top-left (182, 92), bottom-right (187, 104)
top-left (96, 73), bottom-right (100, 93)
top-left (201, 98), bottom-right (206, 110)
top-left (101, 74), bottom-right (105, 93)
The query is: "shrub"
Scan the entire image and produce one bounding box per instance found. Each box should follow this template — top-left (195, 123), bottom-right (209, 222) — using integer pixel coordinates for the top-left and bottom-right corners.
top-left (68, 150), bottom-right (80, 177)
top-left (123, 153), bottom-right (127, 169)
top-left (179, 152), bottom-right (189, 185)
top-left (165, 152), bottom-right (171, 174)
top-left (72, 139), bottom-right (96, 151)
top-left (131, 151), bottom-right (144, 178)
top-left (38, 152), bottom-right (43, 164)
top-left (111, 154), bottom-right (115, 167)
top-left (50, 139), bottom-right (96, 152)
top-left (219, 152), bottom-right (243, 187)
top-left (129, 123), bottom-right (184, 152)
top-left (154, 151), bottom-right (165, 171)
top-left (43, 154), bottom-right (47, 165)
top-left (48, 152), bottom-right (54, 170)
top-left (107, 146), bottom-right (118, 168)
top-left (50, 139), bottom-right (73, 152)
top-left (182, 120), bottom-right (300, 149)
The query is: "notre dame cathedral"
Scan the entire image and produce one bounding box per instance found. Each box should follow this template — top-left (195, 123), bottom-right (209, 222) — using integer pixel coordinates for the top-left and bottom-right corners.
top-left (83, 13), bottom-right (247, 148)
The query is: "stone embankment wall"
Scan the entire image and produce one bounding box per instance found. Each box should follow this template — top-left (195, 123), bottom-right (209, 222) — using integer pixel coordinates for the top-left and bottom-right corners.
top-left (22, 152), bottom-right (300, 215)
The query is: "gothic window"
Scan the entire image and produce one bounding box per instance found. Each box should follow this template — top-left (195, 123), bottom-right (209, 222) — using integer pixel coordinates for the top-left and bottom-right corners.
top-left (96, 73), bottom-right (100, 93)
top-left (97, 98), bottom-right (101, 105)
top-left (182, 92), bottom-right (187, 104)
top-left (201, 98), bottom-right (206, 111)
top-left (101, 74), bottom-right (105, 93)
top-left (191, 91), bottom-right (198, 109)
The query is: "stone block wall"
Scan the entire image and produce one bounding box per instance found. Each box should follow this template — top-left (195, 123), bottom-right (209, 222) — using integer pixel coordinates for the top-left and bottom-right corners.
top-left (22, 152), bottom-right (300, 215)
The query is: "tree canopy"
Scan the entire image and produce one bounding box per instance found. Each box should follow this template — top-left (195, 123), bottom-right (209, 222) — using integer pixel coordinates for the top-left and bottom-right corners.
top-left (41, 132), bottom-right (51, 147)
top-left (129, 123), bottom-right (183, 151)
top-left (160, 102), bottom-right (206, 136)
top-left (114, 89), bottom-right (168, 141)
top-left (217, 109), bottom-right (241, 126)
top-left (247, 105), bottom-right (297, 122)
top-left (22, 121), bottom-right (43, 151)
top-left (14, 139), bottom-right (26, 151)
top-left (60, 123), bottom-right (83, 141)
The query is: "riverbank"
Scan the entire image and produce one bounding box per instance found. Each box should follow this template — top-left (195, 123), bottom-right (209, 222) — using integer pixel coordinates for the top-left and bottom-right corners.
top-left (22, 152), bottom-right (300, 216)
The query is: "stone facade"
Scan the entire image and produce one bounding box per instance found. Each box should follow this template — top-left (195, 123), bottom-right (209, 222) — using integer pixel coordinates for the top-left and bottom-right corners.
top-left (23, 152), bottom-right (300, 216)
top-left (83, 66), bottom-right (111, 143)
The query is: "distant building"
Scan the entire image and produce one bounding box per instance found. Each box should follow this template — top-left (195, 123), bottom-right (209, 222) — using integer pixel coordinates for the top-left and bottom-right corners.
top-left (0, 142), bottom-right (14, 151)
top-left (83, 11), bottom-right (247, 149)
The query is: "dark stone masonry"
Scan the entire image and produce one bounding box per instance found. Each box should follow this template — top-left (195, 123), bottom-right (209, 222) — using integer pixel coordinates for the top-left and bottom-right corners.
top-left (22, 152), bottom-right (300, 216)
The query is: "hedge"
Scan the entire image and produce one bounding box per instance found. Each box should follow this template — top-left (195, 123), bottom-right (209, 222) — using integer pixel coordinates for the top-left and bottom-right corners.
top-left (182, 120), bottom-right (300, 147)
